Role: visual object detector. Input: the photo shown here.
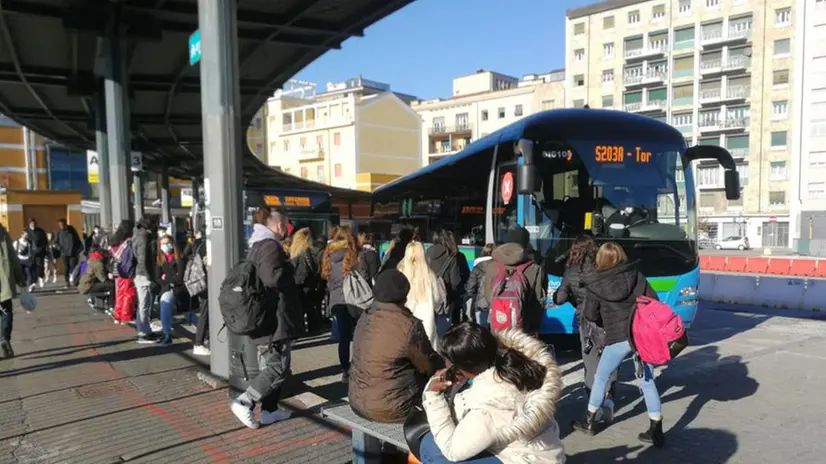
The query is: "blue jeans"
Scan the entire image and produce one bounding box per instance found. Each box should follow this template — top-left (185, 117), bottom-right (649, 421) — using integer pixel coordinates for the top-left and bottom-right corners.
top-left (159, 290), bottom-right (176, 338)
top-left (588, 340), bottom-right (662, 419)
top-left (475, 311), bottom-right (489, 328)
top-left (420, 433), bottom-right (501, 464)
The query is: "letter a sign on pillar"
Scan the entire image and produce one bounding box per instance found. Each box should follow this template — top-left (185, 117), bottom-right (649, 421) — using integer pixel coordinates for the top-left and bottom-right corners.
top-left (130, 152), bottom-right (143, 172)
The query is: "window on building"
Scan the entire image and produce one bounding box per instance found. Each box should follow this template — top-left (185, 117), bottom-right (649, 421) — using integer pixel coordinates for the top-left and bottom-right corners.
top-left (672, 111), bottom-right (693, 127)
top-left (575, 49), bottom-right (585, 62)
top-left (481, 110), bottom-right (489, 121)
top-left (769, 191), bottom-right (786, 206)
top-left (433, 116), bottom-right (445, 131)
top-left (299, 137), bottom-right (307, 150)
top-left (334, 163), bottom-right (342, 178)
top-left (678, 0), bottom-right (691, 14)
top-left (498, 107), bottom-right (505, 119)
top-left (334, 132), bottom-right (341, 146)
top-left (808, 182), bottom-right (826, 199)
top-left (706, 0), bottom-right (719, 8)
top-left (649, 87), bottom-right (667, 103)
top-left (316, 135), bottom-right (323, 148)
top-left (774, 38), bottom-right (791, 57)
top-left (812, 120), bottom-right (826, 137)
top-left (514, 105), bottom-right (523, 116)
top-left (541, 100), bottom-right (554, 110)
top-left (628, 10), bottom-right (640, 24)
top-left (673, 83), bottom-right (694, 105)
top-left (673, 55), bottom-right (694, 78)
top-left (772, 100), bottom-right (789, 119)
top-left (697, 165), bottom-right (722, 187)
top-left (771, 131), bottom-right (788, 147)
top-left (573, 99), bottom-right (585, 108)
top-left (604, 43), bottom-right (615, 59)
top-left (674, 26), bottom-right (695, 49)
top-left (283, 140), bottom-right (290, 152)
top-left (738, 163), bottom-right (749, 186)
top-left (603, 16), bottom-right (615, 29)
top-left (652, 5), bottom-right (665, 20)
top-left (574, 74), bottom-right (585, 87)
top-left (602, 95), bottom-right (614, 108)
top-left (811, 151), bottom-right (826, 167)
top-left (775, 7), bottom-right (791, 26)
top-left (456, 112), bottom-right (469, 129)
top-left (770, 161), bottom-right (787, 180)
top-left (773, 69), bottom-right (789, 86)
top-left (602, 69), bottom-right (614, 84)
top-left (316, 166), bottom-right (324, 182)
top-left (300, 166), bottom-right (308, 178)
top-left (574, 23), bottom-right (585, 35)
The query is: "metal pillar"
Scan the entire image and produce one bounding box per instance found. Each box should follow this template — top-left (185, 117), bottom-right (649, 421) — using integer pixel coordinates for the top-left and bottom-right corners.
top-left (95, 93), bottom-right (112, 231)
top-left (198, 0), bottom-right (244, 382)
top-left (104, 36), bottom-right (132, 225)
top-left (160, 167), bottom-right (171, 229)
top-left (133, 172), bottom-right (145, 220)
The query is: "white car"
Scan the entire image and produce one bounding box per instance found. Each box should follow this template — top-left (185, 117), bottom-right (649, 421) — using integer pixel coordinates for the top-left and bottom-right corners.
top-left (715, 236), bottom-right (750, 251)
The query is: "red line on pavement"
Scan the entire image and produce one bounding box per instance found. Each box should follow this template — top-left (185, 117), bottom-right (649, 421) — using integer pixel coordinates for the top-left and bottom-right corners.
top-left (238, 430), bottom-right (345, 459)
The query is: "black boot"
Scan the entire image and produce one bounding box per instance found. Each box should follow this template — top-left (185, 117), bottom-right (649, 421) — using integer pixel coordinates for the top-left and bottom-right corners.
top-left (638, 418), bottom-right (665, 448)
top-left (0, 340), bottom-right (13, 359)
top-left (572, 410), bottom-right (605, 436)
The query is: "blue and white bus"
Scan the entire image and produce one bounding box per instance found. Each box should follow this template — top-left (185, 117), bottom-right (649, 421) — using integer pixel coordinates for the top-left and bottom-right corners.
top-left (372, 109), bottom-right (740, 334)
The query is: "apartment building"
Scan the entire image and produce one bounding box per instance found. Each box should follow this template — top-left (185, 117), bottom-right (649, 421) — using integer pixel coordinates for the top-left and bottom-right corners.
top-left (246, 109), bottom-right (268, 161)
top-left (412, 69), bottom-right (566, 166)
top-left (566, 0), bottom-right (796, 248)
top-left (263, 77), bottom-right (421, 192)
top-left (0, 116), bottom-right (49, 190)
top-left (789, 0), bottom-right (826, 253)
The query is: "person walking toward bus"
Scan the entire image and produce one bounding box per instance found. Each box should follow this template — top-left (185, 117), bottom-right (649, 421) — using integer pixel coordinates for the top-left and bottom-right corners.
top-left (358, 232), bottom-right (380, 283)
top-left (399, 241), bottom-right (446, 351)
top-left (573, 242), bottom-right (665, 447)
top-left (322, 226), bottom-right (363, 381)
top-left (25, 219), bottom-right (48, 288)
top-left (427, 229), bottom-right (468, 329)
top-left (464, 243), bottom-right (496, 327)
top-left (290, 227), bottom-right (322, 334)
top-left (13, 231), bottom-right (35, 290)
top-left (553, 234), bottom-right (617, 422)
top-left (55, 218), bottom-right (83, 287)
top-left (379, 226), bottom-right (415, 274)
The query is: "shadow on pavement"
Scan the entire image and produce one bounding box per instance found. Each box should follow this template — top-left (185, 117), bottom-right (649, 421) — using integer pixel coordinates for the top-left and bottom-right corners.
top-left (567, 427), bottom-right (738, 463)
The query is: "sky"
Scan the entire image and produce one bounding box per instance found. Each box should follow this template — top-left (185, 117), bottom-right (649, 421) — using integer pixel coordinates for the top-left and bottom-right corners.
top-left (296, 0), bottom-right (597, 100)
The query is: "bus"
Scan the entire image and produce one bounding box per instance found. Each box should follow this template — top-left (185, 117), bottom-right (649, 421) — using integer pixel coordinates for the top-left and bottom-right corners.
top-left (371, 109), bottom-right (740, 335)
top-left (243, 188), bottom-right (341, 242)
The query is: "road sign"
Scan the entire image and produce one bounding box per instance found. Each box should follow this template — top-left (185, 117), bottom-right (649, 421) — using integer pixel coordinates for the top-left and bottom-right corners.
top-left (189, 30), bottom-right (201, 65)
top-left (86, 150), bottom-right (99, 183)
top-left (501, 171), bottom-right (514, 205)
top-left (211, 216), bottom-right (224, 230)
top-left (181, 188), bottom-right (193, 207)
top-left (130, 152), bottom-right (143, 172)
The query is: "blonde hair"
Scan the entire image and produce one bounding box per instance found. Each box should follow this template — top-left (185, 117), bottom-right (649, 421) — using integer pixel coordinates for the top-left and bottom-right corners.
top-left (398, 241), bottom-right (437, 305)
top-left (596, 242), bottom-right (628, 271)
top-left (290, 227), bottom-right (312, 258)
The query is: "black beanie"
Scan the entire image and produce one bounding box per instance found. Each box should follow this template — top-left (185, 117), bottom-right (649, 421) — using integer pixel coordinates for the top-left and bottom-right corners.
top-left (507, 226), bottom-right (530, 248)
top-left (373, 269), bottom-right (410, 304)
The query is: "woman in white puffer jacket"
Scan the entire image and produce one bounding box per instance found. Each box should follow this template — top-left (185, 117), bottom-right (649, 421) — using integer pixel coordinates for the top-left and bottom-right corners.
top-left (420, 323), bottom-right (565, 464)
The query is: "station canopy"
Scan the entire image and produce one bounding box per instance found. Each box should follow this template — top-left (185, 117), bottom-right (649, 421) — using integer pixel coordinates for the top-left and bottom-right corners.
top-left (0, 0), bottom-right (413, 200)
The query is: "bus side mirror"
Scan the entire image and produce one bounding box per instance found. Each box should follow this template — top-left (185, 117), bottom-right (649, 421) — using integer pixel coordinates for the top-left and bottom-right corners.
top-left (724, 170), bottom-right (740, 200)
top-left (518, 164), bottom-right (541, 194)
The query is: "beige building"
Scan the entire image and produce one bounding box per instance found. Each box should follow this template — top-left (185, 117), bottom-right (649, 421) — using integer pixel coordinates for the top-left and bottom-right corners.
top-left (263, 77), bottom-right (422, 192)
top-left (566, 0), bottom-right (796, 248)
top-left (246, 109), bottom-right (268, 162)
top-left (412, 70), bottom-right (566, 165)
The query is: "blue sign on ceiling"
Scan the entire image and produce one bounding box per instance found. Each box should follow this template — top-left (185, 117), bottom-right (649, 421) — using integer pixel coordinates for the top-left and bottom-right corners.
top-left (189, 30), bottom-right (202, 65)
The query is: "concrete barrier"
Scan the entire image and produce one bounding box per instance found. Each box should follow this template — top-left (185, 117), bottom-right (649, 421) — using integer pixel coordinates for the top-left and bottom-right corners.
top-left (754, 277), bottom-right (805, 309)
top-left (699, 271), bottom-right (825, 311)
top-left (706, 274), bottom-right (757, 306)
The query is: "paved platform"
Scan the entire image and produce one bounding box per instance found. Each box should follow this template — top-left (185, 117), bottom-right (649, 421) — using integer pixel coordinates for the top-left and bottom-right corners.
top-left (2, 293), bottom-right (826, 463)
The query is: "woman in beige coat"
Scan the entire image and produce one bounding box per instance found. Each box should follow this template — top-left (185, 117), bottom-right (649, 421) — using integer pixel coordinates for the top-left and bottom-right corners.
top-left (421, 323), bottom-right (565, 463)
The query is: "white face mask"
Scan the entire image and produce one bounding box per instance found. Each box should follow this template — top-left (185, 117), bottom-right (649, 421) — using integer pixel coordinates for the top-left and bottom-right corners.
top-left (158, 230), bottom-right (166, 238)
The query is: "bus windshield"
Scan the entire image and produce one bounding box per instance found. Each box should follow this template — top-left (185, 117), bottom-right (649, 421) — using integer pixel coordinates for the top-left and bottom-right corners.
top-left (495, 139), bottom-right (696, 278)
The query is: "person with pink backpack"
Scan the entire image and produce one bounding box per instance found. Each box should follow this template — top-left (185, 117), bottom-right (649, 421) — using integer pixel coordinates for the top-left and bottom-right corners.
top-left (572, 242), bottom-right (666, 448)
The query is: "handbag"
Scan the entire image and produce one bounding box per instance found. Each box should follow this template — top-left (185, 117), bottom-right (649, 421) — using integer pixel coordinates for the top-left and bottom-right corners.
top-left (403, 406), bottom-right (431, 461)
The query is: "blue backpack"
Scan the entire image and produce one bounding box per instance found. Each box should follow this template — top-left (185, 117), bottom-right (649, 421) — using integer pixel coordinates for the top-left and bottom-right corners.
top-left (78, 260), bottom-right (89, 278)
top-left (114, 241), bottom-right (136, 278)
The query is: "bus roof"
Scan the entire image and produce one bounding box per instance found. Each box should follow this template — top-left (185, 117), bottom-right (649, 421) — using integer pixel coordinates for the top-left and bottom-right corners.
top-left (374, 108), bottom-right (685, 198)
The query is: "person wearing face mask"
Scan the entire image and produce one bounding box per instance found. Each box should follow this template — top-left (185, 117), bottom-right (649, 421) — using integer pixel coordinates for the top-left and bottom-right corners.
top-left (154, 235), bottom-right (187, 346)
top-left (229, 206), bottom-right (303, 429)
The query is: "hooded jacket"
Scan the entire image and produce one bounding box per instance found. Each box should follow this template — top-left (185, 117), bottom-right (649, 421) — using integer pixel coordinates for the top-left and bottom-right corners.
top-left (349, 301), bottom-right (443, 423)
top-left (25, 226), bottom-right (48, 257)
top-left (553, 261), bottom-right (596, 310)
top-left (131, 226), bottom-right (156, 281)
top-left (581, 261), bottom-right (658, 346)
top-left (423, 329), bottom-right (565, 463)
top-left (483, 243), bottom-right (547, 334)
top-left (78, 251), bottom-right (108, 294)
top-left (55, 225), bottom-right (83, 258)
top-left (465, 256), bottom-right (493, 313)
top-left (426, 244), bottom-right (464, 297)
top-left (247, 224), bottom-right (303, 344)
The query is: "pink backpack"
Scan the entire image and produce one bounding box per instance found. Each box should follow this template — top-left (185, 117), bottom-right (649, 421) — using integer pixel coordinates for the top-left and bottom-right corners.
top-left (489, 262), bottom-right (533, 331)
top-left (631, 296), bottom-right (689, 365)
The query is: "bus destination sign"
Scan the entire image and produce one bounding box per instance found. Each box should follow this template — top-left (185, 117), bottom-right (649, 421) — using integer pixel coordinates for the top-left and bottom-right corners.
top-left (263, 195), bottom-right (312, 207)
top-left (595, 145), bottom-right (652, 164)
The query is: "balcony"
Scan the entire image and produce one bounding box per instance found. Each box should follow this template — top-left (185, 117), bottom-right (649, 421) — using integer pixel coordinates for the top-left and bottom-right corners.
top-left (428, 123), bottom-right (474, 136)
top-left (296, 145), bottom-right (325, 161)
top-left (624, 42), bottom-right (667, 61)
top-left (723, 85), bottom-right (750, 101)
top-left (700, 88), bottom-right (723, 104)
top-left (701, 27), bottom-right (753, 47)
top-left (625, 99), bottom-right (666, 113)
top-left (625, 69), bottom-right (667, 87)
top-left (724, 55), bottom-right (750, 72)
top-left (699, 58), bottom-right (723, 74)
top-left (728, 147), bottom-right (749, 159)
top-left (281, 115), bottom-right (353, 133)
top-left (698, 115), bottom-right (749, 132)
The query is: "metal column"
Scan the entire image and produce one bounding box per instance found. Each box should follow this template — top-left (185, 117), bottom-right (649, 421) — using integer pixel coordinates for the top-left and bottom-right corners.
top-left (104, 36), bottom-right (132, 225)
top-left (95, 93), bottom-right (112, 231)
top-left (160, 168), bottom-right (172, 230)
top-left (133, 172), bottom-right (145, 220)
top-left (198, 0), bottom-right (244, 382)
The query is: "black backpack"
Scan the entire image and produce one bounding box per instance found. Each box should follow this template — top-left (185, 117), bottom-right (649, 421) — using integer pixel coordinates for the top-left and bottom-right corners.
top-left (218, 258), bottom-right (268, 335)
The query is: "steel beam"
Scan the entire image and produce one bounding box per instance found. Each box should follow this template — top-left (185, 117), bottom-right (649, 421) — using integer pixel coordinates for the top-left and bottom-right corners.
top-left (94, 93), bottom-right (112, 231)
top-left (103, 37), bottom-right (132, 225)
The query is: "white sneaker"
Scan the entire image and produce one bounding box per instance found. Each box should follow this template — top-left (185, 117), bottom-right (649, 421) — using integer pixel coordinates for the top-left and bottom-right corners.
top-left (38, 278), bottom-right (44, 288)
top-left (52, 275), bottom-right (57, 284)
top-left (260, 409), bottom-right (291, 426)
top-left (28, 284), bottom-right (36, 292)
top-left (230, 399), bottom-right (259, 429)
top-left (150, 320), bottom-right (163, 333)
top-left (193, 345), bottom-right (211, 356)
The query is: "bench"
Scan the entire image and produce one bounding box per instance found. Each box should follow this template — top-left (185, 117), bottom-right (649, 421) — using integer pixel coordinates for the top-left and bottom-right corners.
top-left (322, 403), bottom-right (408, 464)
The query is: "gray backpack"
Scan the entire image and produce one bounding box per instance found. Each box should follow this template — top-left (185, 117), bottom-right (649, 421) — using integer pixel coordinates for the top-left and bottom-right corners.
top-left (184, 246), bottom-right (208, 297)
top-left (343, 270), bottom-right (374, 311)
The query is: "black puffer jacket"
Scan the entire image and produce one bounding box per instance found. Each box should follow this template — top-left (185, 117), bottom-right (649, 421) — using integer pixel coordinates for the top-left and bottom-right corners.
top-left (553, 262), bottom-right (596, 310)
top-left (581, 262), bottom-right (658, 346)
top-left (132, 227), bottom-right (156, 280)
top-left (464, 257), bottom-right (494, 313)
top-left (55, 225), bottom-right (83, 258)
top-left (426, 244), bottom-right (465, 298)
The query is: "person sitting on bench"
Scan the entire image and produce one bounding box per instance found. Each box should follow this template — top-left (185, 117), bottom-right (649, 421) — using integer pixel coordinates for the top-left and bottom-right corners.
top-left (78, 245), bottom-right (114, 296)
top-left (350, 269), bottom-right (444, 423)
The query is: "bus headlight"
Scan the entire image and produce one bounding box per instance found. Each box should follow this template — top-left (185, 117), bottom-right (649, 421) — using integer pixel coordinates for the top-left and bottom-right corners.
top-left (679, 286), bottom-right (698, 297)
top-left (676, 298), bottom-right (698, 307)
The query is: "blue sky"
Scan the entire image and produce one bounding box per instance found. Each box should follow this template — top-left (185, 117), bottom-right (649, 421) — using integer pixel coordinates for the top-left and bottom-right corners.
top-left (296, 0), bottom-right (597, 99)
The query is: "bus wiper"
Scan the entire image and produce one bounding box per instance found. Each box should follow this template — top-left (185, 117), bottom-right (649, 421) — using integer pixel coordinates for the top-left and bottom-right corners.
top-left (633, 242), bottom-right (694, 263)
